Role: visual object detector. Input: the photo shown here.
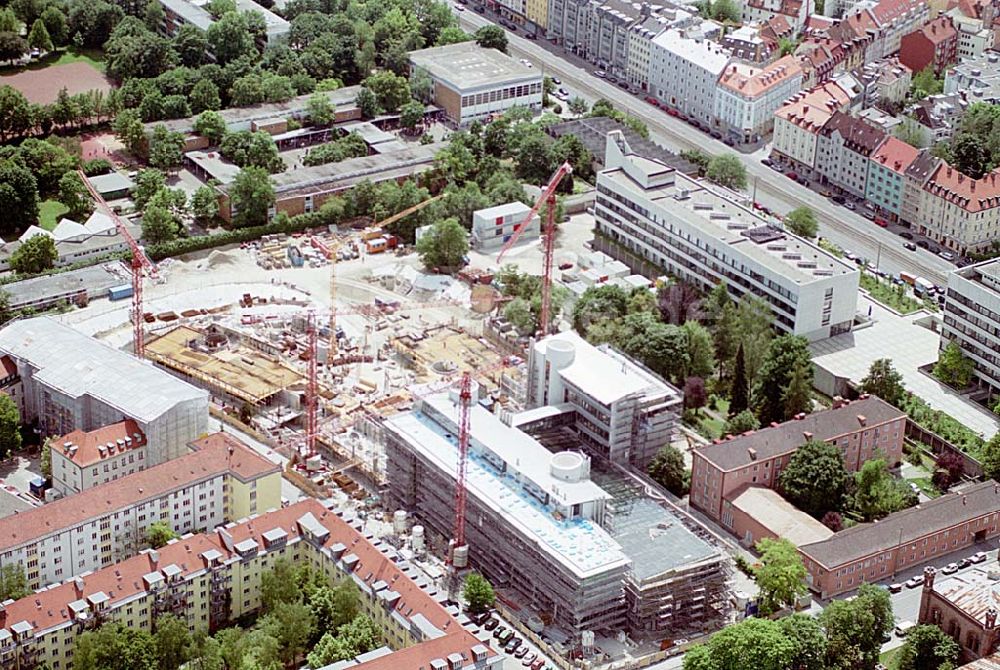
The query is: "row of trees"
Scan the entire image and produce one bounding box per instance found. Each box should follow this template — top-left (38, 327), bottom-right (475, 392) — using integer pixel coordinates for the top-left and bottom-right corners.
top-left (73, 557), bottom-right (379, 670)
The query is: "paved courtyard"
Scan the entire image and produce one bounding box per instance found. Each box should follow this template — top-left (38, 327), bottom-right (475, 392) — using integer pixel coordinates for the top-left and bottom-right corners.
top-left (811, 296), bottom-right (1000, 440)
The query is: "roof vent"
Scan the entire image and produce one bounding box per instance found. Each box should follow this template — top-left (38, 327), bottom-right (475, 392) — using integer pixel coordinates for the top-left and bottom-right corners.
top-left (747, 447), bottom-right (757, 461)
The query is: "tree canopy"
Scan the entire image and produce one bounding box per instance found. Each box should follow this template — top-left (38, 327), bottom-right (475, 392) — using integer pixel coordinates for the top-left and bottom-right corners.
top-left (779, 439), bottom-right (849, 518)
top-left (648, 445), bottom-right (690, 496)
top-left (753, 537), bottom-right (808, 615)
top-left (416, 217), bottom-right (468, 271)
top-left (860, 358), bottom-right (906, 407)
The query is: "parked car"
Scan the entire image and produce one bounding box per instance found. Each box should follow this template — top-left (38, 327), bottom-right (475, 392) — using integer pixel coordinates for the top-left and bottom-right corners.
top-left (522, 653), bottom-right (537, 666)
top-left (942, 562), bottom-right (960, 575)
top-left (710, 130), bottom-right (722, 140)
top-left (900, 231), bottom-right (913, 239)
top-left (455, 3), bottom-right (465, 9)
top-left (551, 77), bottom-right (561, 85)
top-left (906, 574), bottom-right (924, 588)
top-left (895, 621), bottom-right (916, 637)
top-left (594, 70), bottom-right (606, 78)
top-left (820, 189), bottom-right (833, 197)
top-left (493, 625), bottom-right (507, 639)
top-left (514, 647), bottom-right (529, 659)
top-left (796, 176), bottom-right (809, 186)
top-left (928, 244), bottom-right (940, 254)
top-left (917, 240), bottom-right (929, 249)
top-left (939, 250), bottom-right (956, 261)
top-left (761, 158), bottom-right (773, 167)
top-left (505, 638), bottom-right (521, 653)
top-left (785, 171), bottom-right (798, 180)
top-left (844, 201), bottom-right (857, 211)
top-left (523, 31), bottom-right (536, 39)
top-left (484, 618), bottom-right (499, 631)
top-left (667, 108), bottom-right (679, 117)
top-left (832, 195), bottom-right (846, 205)
top-left (531, 660), bottom-right (545, 670)
top-left (888, 583), bottom-right (903, 593)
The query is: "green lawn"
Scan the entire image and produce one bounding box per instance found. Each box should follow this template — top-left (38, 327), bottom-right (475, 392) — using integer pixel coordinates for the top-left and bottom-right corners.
top-left (38, 200), bottom-right (68, 231)
top-left (860, 273), bottom-right (925, 314)
top-left (0, 47), bottom-right (106, 75)
top-left (910, 477), bottom-right (942, 499)
top-left (880, 646), bottom-right (902, 670)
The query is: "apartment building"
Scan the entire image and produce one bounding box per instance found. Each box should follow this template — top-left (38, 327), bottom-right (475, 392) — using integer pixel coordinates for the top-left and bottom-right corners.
top-left (866, 136), bottom-right (920, 220)
top-left (648, 29), bottom-right (731, 126)
top-left (946, 2), bottom-right (997, 61)
top-left (899, 16), bottom-right (959, 76)
top-left (158, 0), bottom-right (289, 48)
top-left (800, 481), bottom-right (1000, 598)
top-left (408, 43), bottom-right (542, 125)
top-left (714, 56), bottom-right (804, 144)
top-left (547, 0), bottom-right (636, 78)
top-left (853, 57), bottom-right (912, 108)
top-left (772, 81), bottom-right (854, 172)
top-left (0, 499), bottom-right (501, 670)
top-left (0, 355), bottom-right (23, 417)
top-left (720, 25), bottom-right (777, 64)
top-left (0, 317), bottom-right (208, 466)
top-left (941, 259), bottom-right (1000, 399)
top-left (742, 0), bottom-right (811, 32)
top-left (50, 420), bottom-right (149, 496)
top-left (384, 391), bottom-right (630, 636)
top-left (0, 433), bottom-right (281, 591)
top-left (919, 566), bottom-right (1000, 664)
top-left (815, 112), bottom-right (887, 197)
top-left (595, 132), bottom-right (859, 341)
top-left (901, 149), bottom-right (941, 226)
top-left (837, 0), bottom-right (930, 58)
top-left (946, 53), bottom-right (1000, 104)
top-left (525, 330), bottom-right (683, 467)
top-left (916, 163), bottom-right (1000, 254)
top-left (690, 395), bottom-right (906, 522)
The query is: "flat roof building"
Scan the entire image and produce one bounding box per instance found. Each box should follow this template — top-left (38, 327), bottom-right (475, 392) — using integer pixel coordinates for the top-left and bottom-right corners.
top-left (157, 0), bottom-right (289, 48)
top-left (0, 499), bottom-right (501, 670)
top-left (941, 259), bottom-right (1000, 399)
top-left (471, 201), bottom-right (538, 250)
top-left (409, 43), bottom-right (542, 125)
top-left (594, 131), bottom-right (860, 341)
top-left (526, 330), bottom-right (683, 467)
top-left (0, 317), bottom-right (209, 465)
top-left (0, 432), bottom-right (280, 591)
top-left (385, 389), bottom-right (630, 637)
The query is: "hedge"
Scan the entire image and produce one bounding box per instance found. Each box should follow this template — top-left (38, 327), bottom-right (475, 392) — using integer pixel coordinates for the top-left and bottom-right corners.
top-left (146, 212), bottom-right (329, 261)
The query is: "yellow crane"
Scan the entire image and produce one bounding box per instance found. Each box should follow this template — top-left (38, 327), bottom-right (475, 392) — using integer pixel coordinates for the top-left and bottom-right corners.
top-left (328, 193), bottom-right (446, 360)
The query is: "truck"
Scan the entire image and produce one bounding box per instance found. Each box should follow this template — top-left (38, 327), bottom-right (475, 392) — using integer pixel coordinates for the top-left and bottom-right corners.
top-left (899, 271), bottom-right (917, 287)
top-left (914, 277), bottom-right (934, 297)
top-left (107, 284), bottom-right (133, 301)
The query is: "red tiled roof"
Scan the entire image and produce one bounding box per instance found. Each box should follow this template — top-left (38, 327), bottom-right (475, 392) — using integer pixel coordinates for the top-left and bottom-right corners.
top-left (913, 15), bottom-right (958, 45)
top-left (0, 432), bottom-right (279, 554)
top-left (775, 81), bottom-right (852, 131)
top-left (871, 136), bottom-right (920, 174)
top-left (189, 432), bottom-right (282, 482)
top-left (869, 0), bottom-right (924, 26)
top-left (0, 499), bottom-right (495, 670)
top-left (718, 56), bottom-right (803, 98)
top-left (925, 163), bottom-right (1000, 212)
top-left (51, 420), bottom-right (146, 468)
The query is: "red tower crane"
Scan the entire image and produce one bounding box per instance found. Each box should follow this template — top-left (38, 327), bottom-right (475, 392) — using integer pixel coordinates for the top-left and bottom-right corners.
top-left (451, 371), bottom-right (473, 562)
top-left (304, 311), bottom-right (319, 457)
top-left (496, 161), bottom-right (573, 337)
top-left (77, 170), bottom-right (157, 358)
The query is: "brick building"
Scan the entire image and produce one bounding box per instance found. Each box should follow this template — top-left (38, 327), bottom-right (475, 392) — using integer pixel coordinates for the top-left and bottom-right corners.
top-left (900, 16), bottom-right (959, 76)
top-left (801, 481), bottom-right (1000, 599)
top-left (919, 562), bottom-right (1000, 662)
top-left (690, 395), bottom-right (905, 522)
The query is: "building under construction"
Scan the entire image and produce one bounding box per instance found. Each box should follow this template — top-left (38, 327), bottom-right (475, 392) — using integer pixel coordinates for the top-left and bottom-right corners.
top-left (383, 388), bottom-right (731, 640)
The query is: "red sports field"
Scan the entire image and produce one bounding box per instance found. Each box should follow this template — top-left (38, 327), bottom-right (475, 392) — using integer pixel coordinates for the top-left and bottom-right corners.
top-left (0, 61), bottom-right (113, 104)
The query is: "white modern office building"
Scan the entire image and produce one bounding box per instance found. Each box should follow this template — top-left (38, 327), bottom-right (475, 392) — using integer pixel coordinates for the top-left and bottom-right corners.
top-left (941, 259), bottom-right (1000, 399)
top-left (471, 202), bottom-right (539, 250)
top-left (0, 317), bottom-right (209, 465)
top-left (525, 330), bottom-right (683, 467)
top-left (594, 132), bottom-right (859, 341)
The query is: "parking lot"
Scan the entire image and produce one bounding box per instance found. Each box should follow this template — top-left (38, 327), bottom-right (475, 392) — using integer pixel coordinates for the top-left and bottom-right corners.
top-left (471, 610), bottom-right (558, 670)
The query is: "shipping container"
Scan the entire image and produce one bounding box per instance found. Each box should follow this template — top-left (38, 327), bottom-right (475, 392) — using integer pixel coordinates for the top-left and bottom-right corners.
top-left (107, 284), bottom-right (133, 301)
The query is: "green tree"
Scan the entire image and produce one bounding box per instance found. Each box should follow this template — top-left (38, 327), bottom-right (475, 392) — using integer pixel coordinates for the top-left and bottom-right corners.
top-left (416, 217), bottom-right (468, 270)
top-left (153, 613), bottom-right (191, 670)
top-left (309, 582), bottom-right (359, 638)
top-left (503, 297), bottom-right (535, 335)
top-left (191, 185), bottom-right (219, 223)
top-left (681, 320), bottom-right (716, 380)
top-left (141, 204), bottom-right (178, 244)
top-left (0, 8), bottom-right (17, 33)
top-left (729, 342), bottom-right (749, 416)
top-left (0, 562), bottom-right (29, 600)
top-left (114, 109), bottom-right (147, 156)
top-left (821, 584), bottom-right (893, 670)
top-left (0, 85), bottom-right (33, 141)
top-left (648, 445), bottom-right (689, 496)
top-left (0, 32), bottom-right (27, 64)
top-left (362, 71), bottom-right (410, 113)
top-left (0, 158), bottom-right (38, 234)
top-left (782, 361), bottom-right (814, 420)
top-left (307, 616), bottom-right (381, 669)
top-left (193, 110), bottom-right (226, 143)
top-left (568, 96), bottom-right (588, 116)
top-left (682, 617), bottom-right (795, 670)
top-left (189, 78), bottom-right (221, 114)
top-left (474, 24), bottom-right (507, 53)
top-left (40, 437), bottom-right (52, 478)
top-left (259, 601), bottom-right (315, 666)
top-left (851, 458), bottom-right (913, 521)
top-left (27, 18), bottom-right (52, 51)
top-left (711, 0), bottom-right (742, 21)
top-left (10, 234), bottom-right (57, 275)
top-left (147, 124), bottom-right (185, 170)
top-left (982, 432), bottom-right (1000, 481)
top-left (753, 537), bottom-right (807, 615)
top-left (934, 340), bottom-right (974, 388)
top-left (400, 99), bottom-right (425, 131)
top-left (911, 66), bottom-right (944, 100)
top-left (754, 335), bottom-right (812, 425)
top-left (134, 168), bottom-right (167, 210)
top-left (307, 93), bottom-right (334, 126)
top-left (860, 358), bottom-right (907, 407)
top-left (463, 573), bottom-right (495, 615)
top-left (230, 166), bottom-right (275, 227)
top-left (261, 557), bottom-right (301, 612)
top-left (951, 132), bottom-right (991, 179)
top-left (220, 130), bottom-right (284, 172)
top-left (784, 206), bottom-right (818, 237)
top-left (896, 624), bottom-right (960, 670)
top-left (74, 624), bottom-right (158, 670)
top-left (723, 409), bottom-right (759, 436)
top-left (435, 25), bottom-right (468, 45)
top-left (206, 11), bottom-right (255, 65)
top-left (778, 439), bottom-right (849, 517)
top-left (147, 520), bottom-right (177, 548)
top-left (59, 171), bottom-right (94, 220)
top-left (779, 614), bottom-right (827, 670)
top-left (706, 154), bottom-right (747, 190)
top-left (173, 23), bottom-right (208, 68)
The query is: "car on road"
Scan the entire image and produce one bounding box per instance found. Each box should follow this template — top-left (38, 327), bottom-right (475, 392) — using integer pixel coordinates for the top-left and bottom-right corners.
top-left (895, 621), bottom-right (916, 637)
top-left (594, 70), bottom-right (606, 78)
top-left (971, 551), bottom-right (989, 563)
top-left (606, 75), bottom-right (618, 83)
top-left (832, 195), bottom-right (846, 205)
top-left (820, 189), bottom-right (833, 197)
top-left (888, 583), bottom-right (903, 593)
top-left (474, 4), bottom-right (484, 11)
top-left (617, 80), bottom-right (629, 90)
top-left (844, 251), bottom-right (858, 261)
top-left (906, 574), bottom-right (925, 588)
top-left (493, 625), bottom-right (507, 639)
top-left (519, 58), bottom-right (533, 67)
top-left (917, 240), bottom-right (929, 249)
top-left (785, 171), bottom-right (798, 180)
top-left (939, 250), bottom-right (956, 261)
top-left (710, 130), bottom-right (722, 140)
top-left (942, 562), bottom-right (960, 575)
top-left (523, 31), bottom-right (536, 39)
top-left (928, 244), bottom-right (940, 253)
top-left (900, 231), bottom-right (913, 239)
top-left (551, 77), bottom-right (561, 85)
top-left (844, 201), bottom-right (857, 211)
top-left (796, 176), bottom-right (809, 186)
top-left (514, 647), bottom-right (529, 659)
top-left (645, 96), bottom-right (659, 106)
top-left (455, 3), bottom-right (465, 9)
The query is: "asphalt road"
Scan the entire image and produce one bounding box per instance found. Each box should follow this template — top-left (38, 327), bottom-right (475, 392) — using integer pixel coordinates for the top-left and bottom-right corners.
top-left (454, 7), bottom-right (955, 286)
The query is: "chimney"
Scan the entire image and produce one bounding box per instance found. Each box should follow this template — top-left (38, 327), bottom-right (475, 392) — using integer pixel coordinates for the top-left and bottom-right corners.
top-left (857, 415), bottom-right (867, 426)
top-left (149, 550), bottom-right (160, 567)
top-left (74, 577), bottom-right (84, 598)
top-left (963, 495), bottom-right (968, 505)
top-left (748, 447), bottom-right (758, 461)
top-left (988, 608), bottom-right (998, 630)
top-left (924, 565), bottom-right (937, 590)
